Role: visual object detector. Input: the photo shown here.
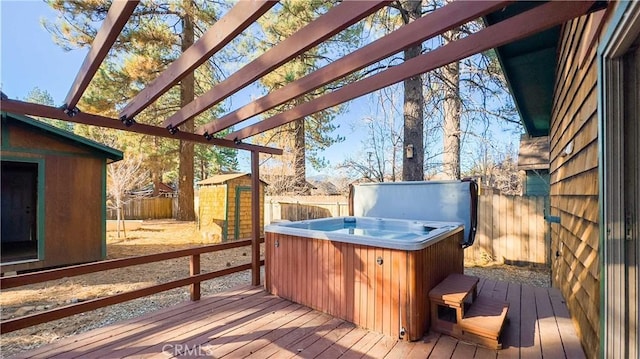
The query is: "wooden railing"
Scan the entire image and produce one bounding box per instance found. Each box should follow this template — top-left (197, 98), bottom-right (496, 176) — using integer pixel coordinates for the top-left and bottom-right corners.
top-left (0, 238), bottom-right (264, 334)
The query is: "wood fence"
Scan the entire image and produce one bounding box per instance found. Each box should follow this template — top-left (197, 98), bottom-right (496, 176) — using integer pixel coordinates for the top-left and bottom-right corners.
top-left (265, 194), bottom-right (550, 267)
top-left (468, 194), bottom-right (550, 267)
top-left (265, 196), bottom-right (348, 223)
top-left (107, 197), bottom-right (175, 220)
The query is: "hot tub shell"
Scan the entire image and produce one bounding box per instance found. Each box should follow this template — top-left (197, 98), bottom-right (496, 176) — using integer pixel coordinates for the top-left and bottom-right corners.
top-left (265, 217), bottom-right (464, 341)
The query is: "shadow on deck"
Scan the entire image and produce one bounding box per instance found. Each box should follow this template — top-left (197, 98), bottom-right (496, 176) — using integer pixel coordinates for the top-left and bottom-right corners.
top-left (12, 278), bottom-right (585, 358)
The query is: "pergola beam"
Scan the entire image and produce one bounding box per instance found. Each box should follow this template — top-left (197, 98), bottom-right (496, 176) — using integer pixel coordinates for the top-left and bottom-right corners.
top-left (0, 99), bottom-right (282, 155)
top-left (64, 0), bottom-right (139, 112)
top-left (226, 0), bottom-right (595, 141)
top-left (199, 0), bottom-right (512, 135)
top-left (162, 0), bottom-right (390, 130)
top-left (119, 0), bottom-right (276, 120)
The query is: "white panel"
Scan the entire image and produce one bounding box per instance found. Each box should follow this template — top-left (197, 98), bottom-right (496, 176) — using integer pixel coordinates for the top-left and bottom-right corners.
top-left (352, 180), bottom-right (477, 246)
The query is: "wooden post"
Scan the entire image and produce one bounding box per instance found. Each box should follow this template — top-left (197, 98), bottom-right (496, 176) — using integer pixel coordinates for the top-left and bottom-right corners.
top-left (251, 151), bottom-right (261, 286)
top-left (190, 254), bottom-right (201, 301)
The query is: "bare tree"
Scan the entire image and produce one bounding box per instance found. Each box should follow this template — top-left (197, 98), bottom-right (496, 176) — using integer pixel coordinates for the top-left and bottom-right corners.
top-left (466, 141), bottom-right (522, 195)
top-left (338, 113), bottom-right (402, 182)
top-left (260, 146), bottom-right (312, 196)
top-left (107, 155), bottom-right (149, 238)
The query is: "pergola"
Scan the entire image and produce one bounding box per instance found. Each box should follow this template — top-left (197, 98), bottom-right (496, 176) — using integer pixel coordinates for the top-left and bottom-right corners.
top-left (0, 0), bottom-right (598, 285)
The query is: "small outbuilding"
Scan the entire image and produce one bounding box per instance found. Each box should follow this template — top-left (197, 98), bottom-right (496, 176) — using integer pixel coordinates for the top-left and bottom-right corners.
top-left (197, 173), bottom-right (266, 242)
top-left (1, 111), bottom-right (123, 273)
top-left (517, 135), bottom-right (550, 196)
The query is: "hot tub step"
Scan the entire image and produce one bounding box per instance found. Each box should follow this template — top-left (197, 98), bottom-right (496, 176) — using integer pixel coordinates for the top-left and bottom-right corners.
top-left (459, 295), bottom-right (510, 349)
top-left (429, 274), bottom-right (509, 349)
top-left (429, 273), bottom-right (479, 307)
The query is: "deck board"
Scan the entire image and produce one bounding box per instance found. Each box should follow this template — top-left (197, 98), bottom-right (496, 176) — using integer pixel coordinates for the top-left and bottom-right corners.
top-left (12, 281), bottom-right (585, 359)
top-left (498, 282), bottom-right (522, 359)
top-left (519, 285), bottom-right (542, 358)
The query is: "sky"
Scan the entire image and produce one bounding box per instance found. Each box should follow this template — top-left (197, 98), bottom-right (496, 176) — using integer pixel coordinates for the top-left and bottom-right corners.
top-left (0, 1), bottom-right (522, 178)
top-left (0, 1), bottom-right (87, 104)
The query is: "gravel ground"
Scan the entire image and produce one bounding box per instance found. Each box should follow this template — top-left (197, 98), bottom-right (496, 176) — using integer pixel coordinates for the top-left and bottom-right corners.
top-left (465, 264), bottom-right (551, 288)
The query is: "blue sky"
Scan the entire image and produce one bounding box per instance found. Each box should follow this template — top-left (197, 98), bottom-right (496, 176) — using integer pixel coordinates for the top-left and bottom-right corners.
top-left (1, 1), bottom-right (87, 104)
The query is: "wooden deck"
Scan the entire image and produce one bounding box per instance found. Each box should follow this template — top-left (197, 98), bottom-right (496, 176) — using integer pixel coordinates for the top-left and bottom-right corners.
top-left (12, 278), bottom-right (585, 359)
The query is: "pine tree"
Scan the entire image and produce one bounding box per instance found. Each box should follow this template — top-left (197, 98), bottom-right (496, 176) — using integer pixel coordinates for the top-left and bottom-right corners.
top-left (44, 0), bottom-right (237, 219)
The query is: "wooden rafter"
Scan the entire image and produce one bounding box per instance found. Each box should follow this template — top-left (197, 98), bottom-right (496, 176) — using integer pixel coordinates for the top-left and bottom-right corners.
top-left (119, 0), bottom-right (276, 121)
top-left (226, 0), bottom-right (595, 141)
top-left (64, 0), bottom-right (139, 112)
top-left (162, 0), bottom-right (390, 131)
top-left (0, 99), bottom-right (282, 155)
top-left (199, 0), bottom-right (512, 136)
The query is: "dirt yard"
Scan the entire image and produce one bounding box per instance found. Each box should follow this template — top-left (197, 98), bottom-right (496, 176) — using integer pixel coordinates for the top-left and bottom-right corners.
top-left (0, 220), bottom-right (550, 357)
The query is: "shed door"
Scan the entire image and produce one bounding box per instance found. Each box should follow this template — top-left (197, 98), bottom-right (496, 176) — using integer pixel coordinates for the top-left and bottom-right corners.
top-left (1, 161), bottom-right (38, 263)
top-left (234, 186), bottom-right (252, 240)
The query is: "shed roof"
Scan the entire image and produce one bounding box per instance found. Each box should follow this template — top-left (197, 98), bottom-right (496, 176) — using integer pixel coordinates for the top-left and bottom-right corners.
top-left (197, 173), bottom-right (267, 186)
top-left (518, 136), bottom-right (550, 170)
top-left (1, 111), bottom-right (123, 163)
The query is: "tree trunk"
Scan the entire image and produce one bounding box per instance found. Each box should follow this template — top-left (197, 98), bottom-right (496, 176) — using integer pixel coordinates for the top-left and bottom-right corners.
top-left (116, 198), bottom-right (122, 238)
top-left (442, 28), bottom-right (461, 180)
top-left (401, 0), bottom-right (424, 181)
top-left (293, 118), bottom-right (307, 194)
top-left (177, 0), bottom-right (196, 221)
top-left (151, 162), bottom-right (161, 197)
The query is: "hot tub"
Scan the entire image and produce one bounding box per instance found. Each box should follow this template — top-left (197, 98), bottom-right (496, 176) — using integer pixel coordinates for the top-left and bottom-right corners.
top-left (264, 216), bottom-right (464, 341)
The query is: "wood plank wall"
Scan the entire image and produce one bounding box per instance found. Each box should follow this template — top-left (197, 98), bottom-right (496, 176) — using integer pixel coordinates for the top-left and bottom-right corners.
top-left (265, 231), bottom-right (463, 341)
top-left (550, 13), bottom-right (601, 358)
top-left (466, 195), bottom-right (550, 267)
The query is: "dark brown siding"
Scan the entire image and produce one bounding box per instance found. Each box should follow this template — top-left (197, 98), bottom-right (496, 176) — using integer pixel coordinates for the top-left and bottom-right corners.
top-left (550, 12), bottom-right (601, 357)
top-left (265, 231), bottom-right (463, 340)
top-left (2, 122), bottom-right (106, 272)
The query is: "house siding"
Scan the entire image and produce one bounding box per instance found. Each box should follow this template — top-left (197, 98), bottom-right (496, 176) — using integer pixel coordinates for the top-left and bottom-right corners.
top-left (550, 13), bottom-right (602, 358)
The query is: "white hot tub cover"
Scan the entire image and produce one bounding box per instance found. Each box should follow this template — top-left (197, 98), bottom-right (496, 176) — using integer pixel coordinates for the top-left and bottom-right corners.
top-left (350, 180), bottom-right (478, 248)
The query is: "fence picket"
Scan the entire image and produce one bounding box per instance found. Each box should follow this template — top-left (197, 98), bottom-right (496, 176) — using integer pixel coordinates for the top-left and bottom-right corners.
top-left (107, 197), bottom-right (176, 220)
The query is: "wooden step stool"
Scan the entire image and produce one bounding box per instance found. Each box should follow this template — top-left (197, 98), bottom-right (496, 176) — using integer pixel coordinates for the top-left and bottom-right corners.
top-left (429, 273), bottom-right (509, 349)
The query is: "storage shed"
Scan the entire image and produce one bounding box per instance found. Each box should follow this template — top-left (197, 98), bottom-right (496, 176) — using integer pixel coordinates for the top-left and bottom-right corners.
top-left (0, 111), bottom-right (123, 273)
top-left (197, 173), bottom-right (266, 242)
top-left (517, 135), bottom-right (550, 196)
